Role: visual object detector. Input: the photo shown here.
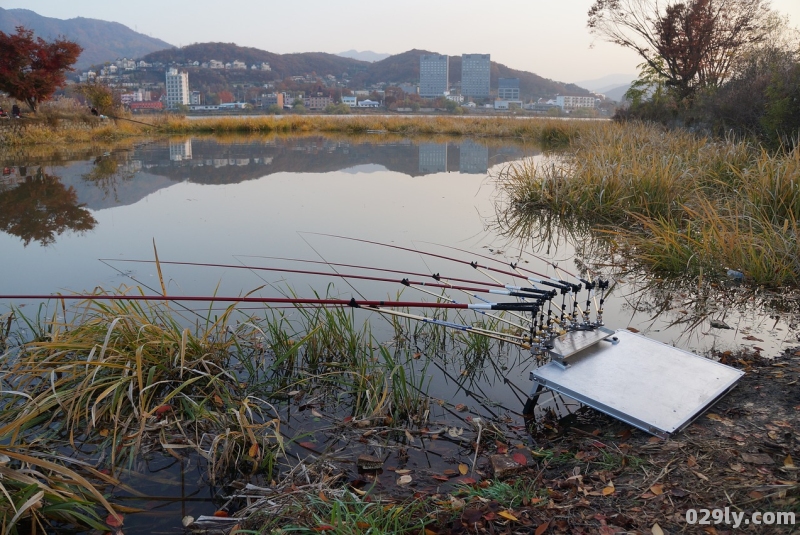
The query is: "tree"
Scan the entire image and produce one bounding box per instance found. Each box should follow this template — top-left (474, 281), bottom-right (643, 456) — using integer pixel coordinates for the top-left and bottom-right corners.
top-left (588, 0), bottom-right (772, 101)
top-left (77, 82), bottom-right (119, 116)
top-left (0, 26), bottom-right (82, 112)
top-left (0, 167), bottom-right (96, 246)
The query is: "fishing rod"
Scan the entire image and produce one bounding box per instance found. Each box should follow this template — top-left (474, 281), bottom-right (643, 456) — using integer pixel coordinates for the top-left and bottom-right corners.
top-left (298, 231), bottom-right (598, 328)
top-left (118, 256), bottom-right (569, 336)
top-left (300, 232), bottom-right (574, 293)
top-left (105, 114), bottom-right (156, 127)
top-left (100, 259), bottom-right (557, 309)
top-left (417, 239), bottom-right (580, 282)
top-left (412, 239), bottom-right (603, 324)
top-left (0, 293), bottom-right (542, 349)
top-left (0, 293), bottom-right (547, 312)
top-left (235, 254), bottom-right (520, 290)
top-left (365, 307), bottom-right (532, 349)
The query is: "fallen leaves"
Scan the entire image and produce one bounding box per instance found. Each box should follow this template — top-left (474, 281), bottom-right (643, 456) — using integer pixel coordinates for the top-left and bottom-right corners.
top-left (497, 510), bottom-right (518, 521)
top-left (535, 519), bottom-right (551, 535)
top-left (106, 513), bottom-right (124, 528)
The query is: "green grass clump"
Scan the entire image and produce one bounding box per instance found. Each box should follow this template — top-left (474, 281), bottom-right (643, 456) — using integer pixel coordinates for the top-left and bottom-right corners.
top-left (497, 121), bottom-right (800, 287)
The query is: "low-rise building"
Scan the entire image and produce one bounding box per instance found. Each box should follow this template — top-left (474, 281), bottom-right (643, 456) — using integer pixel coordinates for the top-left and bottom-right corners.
top-left (129, 101), bottom-right (164, 112)
top-left (494, 99), bottom-right (523, 110)
top-left (498, 78), bottom-right (520, 100)
top-left (357, 99), bottom-right (381, 108)
top-left (556, 95), bottom-right (596, 110)
top-left (341, 96), bottom-right (357, 107)
top-left (261, 93), bottom-right (285, 108)
top-left (304, 95), bottom-right (333, 109)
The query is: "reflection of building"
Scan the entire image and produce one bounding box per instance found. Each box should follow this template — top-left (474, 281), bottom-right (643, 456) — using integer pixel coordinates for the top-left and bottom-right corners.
top-left (165, 68), bottom-right (190, 107)
top-left (459, 141), bottom-right (488, 174)
top-left (461, 54), bottom-right (490, 99)
top-left (419, 143), bottom-right (448, 174)
top-left (169, 140), bottom-right (193, 161)
top-left (498, 78), bottom-right (520, 100)
top-left (420, 55), bottom-right (449, 98)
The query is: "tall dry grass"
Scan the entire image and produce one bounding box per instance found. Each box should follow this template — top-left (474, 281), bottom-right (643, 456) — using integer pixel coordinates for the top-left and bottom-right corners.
top-left (153, 115), bottom-right (599, 144)
top-left (497, 121), bottom-right (800, 287)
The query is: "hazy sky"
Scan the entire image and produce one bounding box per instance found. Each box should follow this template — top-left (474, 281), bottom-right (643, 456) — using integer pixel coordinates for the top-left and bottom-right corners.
top-left (2, 0), bottom-right (800, 84)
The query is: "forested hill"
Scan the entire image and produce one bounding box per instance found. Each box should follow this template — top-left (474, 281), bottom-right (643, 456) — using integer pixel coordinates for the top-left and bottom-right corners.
top-left (362, 50), bottom-right (592, 97)
top-left (0, 8), bottom-right (173, 70)
top-left (143, 43), bottom-right (371, 78)
top-left (144, 44), bottom-right (591, 98)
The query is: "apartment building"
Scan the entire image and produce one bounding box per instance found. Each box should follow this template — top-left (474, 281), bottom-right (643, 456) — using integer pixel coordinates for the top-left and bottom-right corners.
top-left (419, 55), bottom-right (449, 98)
top-left (165, 68), bottom-right (189, 107)
top-left (461, 54), bottom-right (490, 99)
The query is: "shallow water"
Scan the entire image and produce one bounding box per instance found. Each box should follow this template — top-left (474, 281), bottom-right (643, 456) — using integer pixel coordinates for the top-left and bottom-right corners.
top-left (2, 135), bottom-right (798, 532)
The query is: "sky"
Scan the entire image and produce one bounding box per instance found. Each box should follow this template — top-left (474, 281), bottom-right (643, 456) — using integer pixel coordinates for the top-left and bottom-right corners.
top-left (2, 0), bottom-right (800, 85)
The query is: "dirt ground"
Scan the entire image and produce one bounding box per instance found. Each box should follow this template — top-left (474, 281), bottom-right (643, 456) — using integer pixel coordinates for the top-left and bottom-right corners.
top-left (466, 346), bottom-right (800, 534)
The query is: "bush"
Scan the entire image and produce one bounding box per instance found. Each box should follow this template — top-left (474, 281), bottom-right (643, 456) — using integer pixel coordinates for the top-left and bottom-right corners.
top-left (761, 61), bottom-right (800, 149)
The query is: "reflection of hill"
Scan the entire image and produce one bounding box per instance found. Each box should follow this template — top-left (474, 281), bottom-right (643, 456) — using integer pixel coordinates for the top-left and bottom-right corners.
top-left (3, 137), bottom-right (539, 213)
top-left (136, 137), bottom-right (538, 185)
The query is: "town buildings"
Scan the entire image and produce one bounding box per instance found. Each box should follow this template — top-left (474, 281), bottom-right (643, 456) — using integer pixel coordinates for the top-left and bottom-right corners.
top-left (556, 95), bottom-right (597, 111)
top-left (261, 93), bottom-right (285, 109)
top-left (498, 78), bottom-right (520, 100)
top-left (165, 68), bottom-right (189, 107)
top-left (461, 54), bottom-right (490, 99)
top-left (419, 55), bottom-right (449, 98)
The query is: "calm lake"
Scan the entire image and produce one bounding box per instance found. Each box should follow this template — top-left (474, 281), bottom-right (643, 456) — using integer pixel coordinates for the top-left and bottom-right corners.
top-left (1, 135), bottom-right (797, 533)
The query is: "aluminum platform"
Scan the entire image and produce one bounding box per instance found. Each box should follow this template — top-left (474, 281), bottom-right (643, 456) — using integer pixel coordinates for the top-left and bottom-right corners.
top-left (529, 329), bottom-right (744, 437)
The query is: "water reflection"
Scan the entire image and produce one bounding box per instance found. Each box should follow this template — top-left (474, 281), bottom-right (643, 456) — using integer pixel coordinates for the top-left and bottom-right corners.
top-left (492, 203), bottom-right (800, 353)
top-left (0, 137), bottom-right (536, 244)
top-left (0, 166), bottom-right (96, 246)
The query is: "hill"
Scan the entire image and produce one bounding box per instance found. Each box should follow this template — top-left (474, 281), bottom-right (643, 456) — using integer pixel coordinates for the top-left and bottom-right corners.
top-left (0, 8), bottom-right (173, 70)
top-left (143, 43), bottom-right (370, 79)
top-left (337, 50), bottom-right (391, 62)
top-left (145, 44), bottom-right (591, 99)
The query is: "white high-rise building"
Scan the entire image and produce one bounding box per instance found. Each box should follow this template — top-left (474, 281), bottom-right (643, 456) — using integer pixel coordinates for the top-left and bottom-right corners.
top-left (461, 54), bottom-right (490, 99)
top-left (165, 68), bottom-right (189, 107)
top-left (419, 55), bottom-right (449, 98)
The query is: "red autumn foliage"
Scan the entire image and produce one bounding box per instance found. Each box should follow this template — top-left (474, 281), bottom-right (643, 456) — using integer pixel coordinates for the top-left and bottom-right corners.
top-left (0, 26), bottom-right (82, 112)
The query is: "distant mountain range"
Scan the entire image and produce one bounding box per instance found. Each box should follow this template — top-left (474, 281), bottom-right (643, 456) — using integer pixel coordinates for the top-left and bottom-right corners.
top-left (0, 7), bottom-right (173, 70)
top-left (338, 50), bottom-right (391, 62)
top-left (144, 44), bottom-right (593, 99)
top-left (0, 8), bottom-right (596, 98)
top-left (575, 74), bottom-right (634, 102)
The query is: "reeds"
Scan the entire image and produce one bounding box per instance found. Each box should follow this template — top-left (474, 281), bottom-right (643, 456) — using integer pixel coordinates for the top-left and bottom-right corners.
top-left (152, 115), bottom-right (600, 143)
top-left (496, 121), bottom-right (800, 287)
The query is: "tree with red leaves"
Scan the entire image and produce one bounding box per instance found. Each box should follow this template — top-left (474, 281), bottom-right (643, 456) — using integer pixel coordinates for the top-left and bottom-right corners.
top-left (0, 26), bottom-right (82, 113)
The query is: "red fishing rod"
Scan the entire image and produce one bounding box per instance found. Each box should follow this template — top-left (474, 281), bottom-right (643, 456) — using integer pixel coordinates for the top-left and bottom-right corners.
top-left (0, 294), bottom-right (547, 311)
top-left (99, 259), bottom-right (557, 301)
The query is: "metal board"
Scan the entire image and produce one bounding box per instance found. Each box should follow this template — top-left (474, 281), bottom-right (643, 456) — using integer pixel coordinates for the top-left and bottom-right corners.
top-left (530, 330), bottom-right (744, 437)
top-left (548, 326), bottom-right (615, 365)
